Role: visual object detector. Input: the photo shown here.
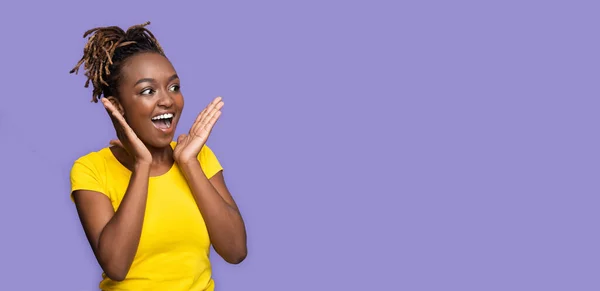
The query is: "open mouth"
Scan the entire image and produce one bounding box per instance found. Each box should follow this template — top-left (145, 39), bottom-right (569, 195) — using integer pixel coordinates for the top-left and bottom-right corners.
top-left (151, 113), bottom-right (174, 130)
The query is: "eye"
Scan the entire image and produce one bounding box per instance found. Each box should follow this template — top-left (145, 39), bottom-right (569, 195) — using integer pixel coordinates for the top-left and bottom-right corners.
top-left (141, 88), bottom-right (155, 95)
top-left (169, 84), bottom-right (181, 92)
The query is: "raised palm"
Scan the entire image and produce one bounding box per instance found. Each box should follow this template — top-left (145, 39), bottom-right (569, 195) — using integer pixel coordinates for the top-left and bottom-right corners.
top-left (102, 98), bottom-right (153, 164)
top-left (174, 96), bottom-right (224, 164)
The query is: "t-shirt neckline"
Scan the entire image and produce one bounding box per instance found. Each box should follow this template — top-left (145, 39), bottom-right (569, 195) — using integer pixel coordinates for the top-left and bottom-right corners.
top-left (103, 141), bottom-right (177, 179)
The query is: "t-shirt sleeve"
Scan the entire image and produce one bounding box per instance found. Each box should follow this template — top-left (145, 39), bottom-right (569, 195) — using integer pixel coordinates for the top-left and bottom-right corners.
top-left (198, 145), bottom-right (223, 179)
top-left (70, 155), bottom-right (107, 202)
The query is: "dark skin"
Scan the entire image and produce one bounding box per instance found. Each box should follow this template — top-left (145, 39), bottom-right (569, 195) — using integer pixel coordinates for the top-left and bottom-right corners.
top-left (72, 52), bottom-right (247, 282)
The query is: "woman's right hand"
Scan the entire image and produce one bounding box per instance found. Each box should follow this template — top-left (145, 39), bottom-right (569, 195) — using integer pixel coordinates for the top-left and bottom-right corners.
top-left (102, 98), bottom-right (153, 165)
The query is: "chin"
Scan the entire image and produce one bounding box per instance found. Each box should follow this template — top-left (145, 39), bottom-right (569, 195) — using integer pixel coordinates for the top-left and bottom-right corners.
top-left (158, 135), bottom-right (176, 147)
top-left (143, 134), bottom-right (175, 149)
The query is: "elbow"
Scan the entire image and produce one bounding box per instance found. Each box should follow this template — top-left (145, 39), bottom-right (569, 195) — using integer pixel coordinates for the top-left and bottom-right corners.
top-left (99, 258), bottom-right (129, 282)
top-left (223, 248), bottom-right (248, 265)
top-left (104, 269), bottom-right (127, 282)
top-left (226, 253), bottom-right (247, 264)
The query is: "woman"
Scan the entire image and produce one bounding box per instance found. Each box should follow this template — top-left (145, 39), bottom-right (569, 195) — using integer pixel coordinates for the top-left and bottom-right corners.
top-left (69, 22), bottom-right (247, 291)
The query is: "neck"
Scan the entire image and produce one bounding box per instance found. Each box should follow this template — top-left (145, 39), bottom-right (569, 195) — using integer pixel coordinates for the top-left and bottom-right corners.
top-left (110, 142), bottom-right (174, 174)
top-left (145, 143), bottom-right (175, 166)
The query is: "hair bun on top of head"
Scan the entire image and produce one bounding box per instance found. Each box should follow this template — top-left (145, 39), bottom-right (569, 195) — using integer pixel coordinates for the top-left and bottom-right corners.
top-left (70, 21), bottom-right (165, 103)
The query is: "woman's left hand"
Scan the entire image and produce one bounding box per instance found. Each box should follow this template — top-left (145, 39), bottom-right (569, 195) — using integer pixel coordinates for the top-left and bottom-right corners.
top-left (174, 96), bottom-right (224, 165)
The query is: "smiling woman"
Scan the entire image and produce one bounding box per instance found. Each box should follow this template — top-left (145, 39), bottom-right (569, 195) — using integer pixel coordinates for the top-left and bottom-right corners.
top-left (68, 22), bottom-right (247, 291)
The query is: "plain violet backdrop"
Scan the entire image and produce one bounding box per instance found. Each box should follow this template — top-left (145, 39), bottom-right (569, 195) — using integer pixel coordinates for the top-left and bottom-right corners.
top-left (0, 0), bottom-right (598, 290)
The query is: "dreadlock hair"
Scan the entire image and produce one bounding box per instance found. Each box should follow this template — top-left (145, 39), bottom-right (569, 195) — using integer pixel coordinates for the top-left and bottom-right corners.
top-left (70, 21), bottom-right (165, 103)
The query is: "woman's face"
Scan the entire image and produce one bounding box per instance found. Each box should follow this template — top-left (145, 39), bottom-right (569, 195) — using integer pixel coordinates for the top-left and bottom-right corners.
top-left (113, 52), bottom-right (184, 149)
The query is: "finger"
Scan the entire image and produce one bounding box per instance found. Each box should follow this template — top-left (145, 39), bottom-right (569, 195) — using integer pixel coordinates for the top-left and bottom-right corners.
top-left (102, 98), bottom-right (120, 116)
top-left (195, 110), bottom-right (222, 138)
top-left (109, 139), bottom-right (124, 148)
top-left (204, 110), bottom-right (222, 129)
top-left (103, 104), bottom-right (137, 141)
top-left (114, 120), bottom-right (128, 141)
top-left (211, 96), bottom-right (223, 105)
top-left (194, 101), bottom-right (224, 134)
top-left (202, 99), bottom-right (224, 123)
top-left (190, 109), bottom-right (210, 135)
top-left (199, 102), bottom-right (224, 130)
top-left (191, 96), bottom-right (222, 127)
top-left (102, 99), bottom-right (129, 128)
top-left (102, 98), bottom-right (126, 128)
top-left (191, 110), bottom-right (213, 134)
top-left (205, 106), bottom-right (223, 126)
top-left (191, 108), bottom-right (207, 130)
top-left (199, 97), bottom-right (222, 120)
top-left (177, 134), bottom-right (187, 144)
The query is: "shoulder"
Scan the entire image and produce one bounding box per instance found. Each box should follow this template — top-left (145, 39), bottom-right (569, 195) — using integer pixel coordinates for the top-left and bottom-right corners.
top-left (169, 141), bottom-right (219, 161)
top-left (171, 141), bottom-right (223, 178)
top-left (72, 147), bottom-right (111, 169)
top-left (70, 146), bottom-right (117, 181)
top-left (70, 147), bottom-right (113, 201)
top-left (199, 144), bottom-right (217, 158)
top-left (198, 144), bottom-right (223, 178)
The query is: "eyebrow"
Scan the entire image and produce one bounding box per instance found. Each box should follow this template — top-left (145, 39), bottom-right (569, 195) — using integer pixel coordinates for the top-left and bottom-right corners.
top-left (134, 74), bottom-right (179, 86)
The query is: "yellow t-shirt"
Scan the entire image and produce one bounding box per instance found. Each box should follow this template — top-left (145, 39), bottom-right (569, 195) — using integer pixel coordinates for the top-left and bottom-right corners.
top-left (70, 141), bottom-right (223, 291)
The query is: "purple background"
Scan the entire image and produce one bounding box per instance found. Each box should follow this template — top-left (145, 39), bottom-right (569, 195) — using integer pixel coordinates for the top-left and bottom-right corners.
top-left (0, 0), bottom-right (598, 290)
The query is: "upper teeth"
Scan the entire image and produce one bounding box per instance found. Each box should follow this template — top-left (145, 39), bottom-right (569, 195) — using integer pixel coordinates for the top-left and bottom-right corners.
top-left (152, 113), bottom-right (173, 120)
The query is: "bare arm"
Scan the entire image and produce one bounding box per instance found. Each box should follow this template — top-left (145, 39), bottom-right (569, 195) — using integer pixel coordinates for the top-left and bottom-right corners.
top-left (72, 162), bottom-right (151, 281)
top-left (174, 97), bottom-right (247, 263)
top-left (180, 162), bottom-right (247, 264)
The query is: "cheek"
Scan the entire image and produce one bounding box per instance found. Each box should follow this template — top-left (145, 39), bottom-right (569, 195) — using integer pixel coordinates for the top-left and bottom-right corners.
top-left (124, 112), bottom-right (148, 132)
top-left (175, 94), bottom-right (185, 111)
top-left (122, 104), bottom-right (152, 128)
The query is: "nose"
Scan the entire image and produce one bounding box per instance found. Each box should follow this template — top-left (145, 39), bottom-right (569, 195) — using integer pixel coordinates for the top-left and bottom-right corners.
top-left (157, 90), bottom-right (174, 108)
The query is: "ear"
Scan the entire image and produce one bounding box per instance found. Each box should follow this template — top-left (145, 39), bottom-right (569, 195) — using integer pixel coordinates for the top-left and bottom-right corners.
top-left (104, 96), bottom-right (125, 116)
